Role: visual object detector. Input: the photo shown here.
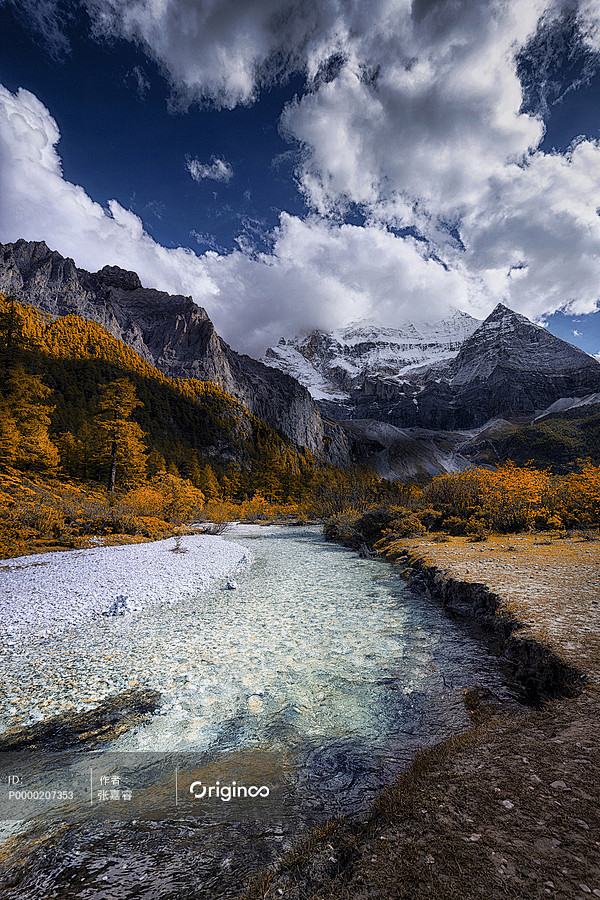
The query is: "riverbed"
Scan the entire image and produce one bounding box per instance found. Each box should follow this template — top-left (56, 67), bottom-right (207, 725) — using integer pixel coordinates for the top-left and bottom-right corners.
top-left (0, 525), bottom-right (517, 898)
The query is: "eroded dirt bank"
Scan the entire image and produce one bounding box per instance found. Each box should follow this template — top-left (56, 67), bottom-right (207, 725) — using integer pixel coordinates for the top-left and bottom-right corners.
top-left (239, 534), bottom-right (600, 900)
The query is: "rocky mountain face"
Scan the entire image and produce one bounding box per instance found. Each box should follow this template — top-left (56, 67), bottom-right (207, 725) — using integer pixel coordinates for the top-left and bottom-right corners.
top-left (264, 304), bottom-right (600, 431)
top-left (4, 239), bottom-right (599, 481)
top-left (0, 240), bottom-right (350, 464)
top-left (263, 309), bottom-right (480, 410)
top-left (440, 304), bottom-right (600, 428)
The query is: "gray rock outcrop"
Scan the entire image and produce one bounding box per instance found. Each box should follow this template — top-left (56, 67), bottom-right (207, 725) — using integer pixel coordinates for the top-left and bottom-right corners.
top-left (0, 239), bottom-right (350, 463)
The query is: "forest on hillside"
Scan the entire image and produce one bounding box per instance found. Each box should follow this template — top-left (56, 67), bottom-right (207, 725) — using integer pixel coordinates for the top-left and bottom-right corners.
top-left (1, 291), bottom-right (598, 561)
top-left (0, 292), bottom-right (397, 557)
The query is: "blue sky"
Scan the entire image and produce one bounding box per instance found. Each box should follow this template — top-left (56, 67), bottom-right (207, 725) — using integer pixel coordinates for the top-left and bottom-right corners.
top-left (1, 0), bottom-right (600, 358)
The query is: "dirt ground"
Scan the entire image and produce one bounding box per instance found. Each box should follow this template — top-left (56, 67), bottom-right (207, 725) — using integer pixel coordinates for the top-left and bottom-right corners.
top-left (405, 533), bottom-right (600, 680)
top-left (240, 533), bottom-right (600, 900)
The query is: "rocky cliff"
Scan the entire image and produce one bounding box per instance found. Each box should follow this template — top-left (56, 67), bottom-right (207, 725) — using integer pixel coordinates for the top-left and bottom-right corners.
top-left (0, 239), bottom-right (350, 463)
top-left (442, 303), bottom-right (600, 427)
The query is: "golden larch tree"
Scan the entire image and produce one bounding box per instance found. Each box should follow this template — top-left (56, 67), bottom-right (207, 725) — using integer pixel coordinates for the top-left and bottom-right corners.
top-left (92, 379), bottom-right (148, 491)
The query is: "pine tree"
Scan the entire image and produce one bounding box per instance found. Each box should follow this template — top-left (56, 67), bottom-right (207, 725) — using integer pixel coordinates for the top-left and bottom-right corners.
top-left (0, 402), bottom-right (19, 466)
top-left (198, 463), bottom-right (221, 501)
top-left (147, 448), bottom-right (167, 478)
top-left (0, 294), bottom-right (25, 390)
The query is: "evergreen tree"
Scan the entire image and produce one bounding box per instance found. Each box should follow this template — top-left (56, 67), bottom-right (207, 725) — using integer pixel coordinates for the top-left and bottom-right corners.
top-left (0, 294), bottom-right (25, 390)
top-left (147, 448), bottom-right (167, 478)
top-left (198, 463), bottom-right (221, 501)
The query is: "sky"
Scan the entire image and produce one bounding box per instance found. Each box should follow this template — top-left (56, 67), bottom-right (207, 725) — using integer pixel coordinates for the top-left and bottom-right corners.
top-left (1, 0), bottom-right (600, 360)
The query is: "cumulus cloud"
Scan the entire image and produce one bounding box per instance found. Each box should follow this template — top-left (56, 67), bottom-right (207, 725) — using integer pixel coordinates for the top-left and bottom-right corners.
top-left (0, 85), bottom-right (219, 305)
top-left (281, 0), bottom-right (547, 225)
top-left (85, 0), bottom-right (335, 109)
top-left (0, 84), bottom-right (479, 356)
top-left (3, 1), bottom-right (600, 356)
top-left (185, 155), bottom-right (233, 183)
top-left (202, 213), bottom-right (477, 354)
top-left (458, 139), bottom-right (600, 321)
top-left (81, 0), bottom-right (544, 222)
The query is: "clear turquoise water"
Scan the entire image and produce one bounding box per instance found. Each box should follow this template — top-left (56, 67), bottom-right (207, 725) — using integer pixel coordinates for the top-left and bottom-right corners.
top-left (0, 527), bottom-right (515, 899)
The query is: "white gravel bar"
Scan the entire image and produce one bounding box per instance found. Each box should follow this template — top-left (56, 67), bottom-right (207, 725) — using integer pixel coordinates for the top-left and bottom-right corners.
top-left (0, 534), bottom-right (253, 638)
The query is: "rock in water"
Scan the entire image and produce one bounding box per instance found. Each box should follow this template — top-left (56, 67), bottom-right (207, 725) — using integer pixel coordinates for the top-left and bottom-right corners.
top-left (0, 688), bottom-right (161, 751)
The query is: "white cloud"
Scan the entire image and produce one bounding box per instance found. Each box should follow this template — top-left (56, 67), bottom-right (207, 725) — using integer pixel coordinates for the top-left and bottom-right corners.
top-left (573, 329), bottom-right (582, 336)
top-left (127, 64), bottom-right (150, 99)
top-left (79, 0), bottom-right (600, 325)
top-left (3, 1), bottom-right (600, 359)
top-left (459, 140), bottom-right (600, 320)
top-left (85, 0), bottom-right (337, 109)
top-left (0, 84), bottom-right (479, 356)
top-left (0, 0), bottom-right (73, 58)
top-left (185, 155), bottom-right (233, 183)
top-left (0, 84), bottom-right (219, 305)
top-left (202, 213), bottom-right (477, 354)
top-left (283, 0), bottom-right (548, 223)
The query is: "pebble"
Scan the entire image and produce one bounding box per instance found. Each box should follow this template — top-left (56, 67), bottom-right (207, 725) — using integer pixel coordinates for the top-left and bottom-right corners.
top-left (0, 536), bottom-right (253, 637)
top-left (550, 780), bottom-right (568, 791)
top-left (502, 800), bottom-right (514, 809)
top-left (576, 819), bottom-right (590, 830)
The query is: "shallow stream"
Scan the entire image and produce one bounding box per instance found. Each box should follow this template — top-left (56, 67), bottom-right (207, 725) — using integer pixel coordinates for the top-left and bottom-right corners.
top-left (0, 526), bottom-right (516, 898)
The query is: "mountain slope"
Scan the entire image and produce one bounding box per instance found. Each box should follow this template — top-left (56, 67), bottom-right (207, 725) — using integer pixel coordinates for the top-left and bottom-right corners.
top-left (262, 309), bottom-right (480, 406)
top-left (442, 304), bottom-right (600, 427)
top-left (0, 240), bottom-right (349, 463)
top-left (264, 303), bottom-right (600, 431)
top-left (0, 292), bottom-right (326, 499)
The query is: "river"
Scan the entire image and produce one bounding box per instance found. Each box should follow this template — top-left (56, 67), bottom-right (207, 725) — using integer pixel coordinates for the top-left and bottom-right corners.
top-left (0, 525), bottom-right (516, 898)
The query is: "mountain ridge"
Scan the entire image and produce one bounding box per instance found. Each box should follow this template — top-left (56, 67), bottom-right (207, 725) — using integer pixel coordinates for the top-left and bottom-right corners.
top-left (3, 238), bottom-right (600, 481)
top-left (263, 302), bottom-right (600, 431)
top-left (0, 239), bottom-right (350, 465)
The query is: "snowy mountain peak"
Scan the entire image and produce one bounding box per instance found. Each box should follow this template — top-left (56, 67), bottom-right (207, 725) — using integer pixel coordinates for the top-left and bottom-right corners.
top-left (483, 302), bottom-right (536, 329)
top-left (262, 308), bottom-right (481, 403)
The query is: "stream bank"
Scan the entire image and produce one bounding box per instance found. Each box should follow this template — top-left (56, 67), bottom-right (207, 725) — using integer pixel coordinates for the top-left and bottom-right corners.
top-left (237, 531), bottom-right (599, 899)
top-left (0, 526), bottom-right (517, 899)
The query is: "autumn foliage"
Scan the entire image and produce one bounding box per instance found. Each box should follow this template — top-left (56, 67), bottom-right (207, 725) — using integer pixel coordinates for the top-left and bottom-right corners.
top-left (0, 292), bottom-right (383, 557)
top-left (2, 290), bottom-right (599, 560)
top-left (420, 462), bottom-right (600, 533)
top-left (324, 462), bottom-right (600, 552)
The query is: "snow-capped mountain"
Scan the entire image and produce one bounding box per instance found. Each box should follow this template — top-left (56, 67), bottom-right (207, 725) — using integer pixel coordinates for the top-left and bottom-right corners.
top-left (262, 307), bottom-right (481, 405)
top-left (263, 304), bottom-right (600, 431)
